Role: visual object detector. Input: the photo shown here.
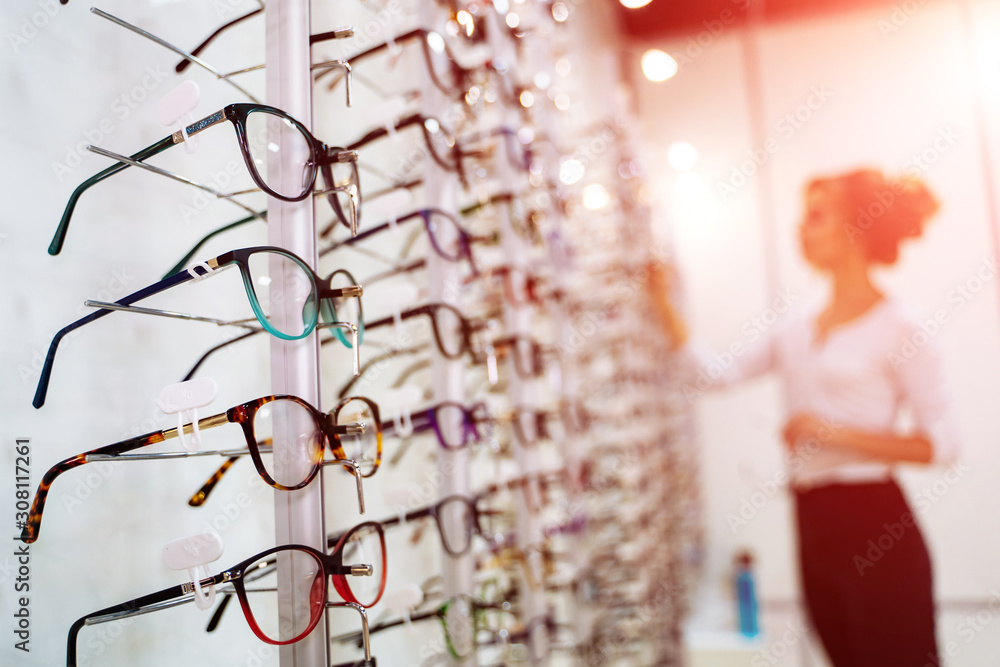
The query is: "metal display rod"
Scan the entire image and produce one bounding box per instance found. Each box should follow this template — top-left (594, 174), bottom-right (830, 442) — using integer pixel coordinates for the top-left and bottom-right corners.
top-left (266, 2), bottom-right (328, 667)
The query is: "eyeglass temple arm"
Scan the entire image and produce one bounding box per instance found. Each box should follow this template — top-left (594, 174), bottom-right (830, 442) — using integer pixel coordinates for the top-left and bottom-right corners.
top-left (188, 454), bottom-right (240, 507)
top-left (313, 60), bottom-right (352, 107)
top-left (85, 143), bottom-right (269, 223)
top-left (315, 28), bottom-right (426, 86)
top-left (32, 264), bottom-right (208, 409)
top-left (183, 311), bottom-right (360, 383)
top-left (318, 178), bottom-right (423, 238)
top-left (82, 299), bottom-right (263, 331)
top-left (219, 58), bottom-right (352, 108)
top-left (332, 608), bottom-right (439, 648)
top-left (68, 578), bottom-right (222, 667)
top-left (49, 135), bottom-right (173, 255)
top-left (164, 211), bottom-right (267, 279)
top-left (333, 344), bottom-right (430, 399)
top-left (460, 192), bottom-right (516, 217)
top-left (346, 113), bottom-right (429, 152)
top-left (183, 329), bottom-right (265, 381)
top-left (318, 322), bottom-right (361, 375)
top-left (176, 6), bottom-right (263, 73)
top-left (378, 408), bottom-right (433, 437)
top-left (322, 210), bottom-right (424, 254)
top-left (362, 305), bottom-right (429, 332)
top-left (20, 412), bottom-right (231, 543)
top-left (375, 505), bottom-right (433, 533)
top-left (187, 441), bottom-right (274, 507)
top-left (322, 207), bottom-right (471, 259)
top-left (327, 602), bottom-right (373, 661)
top-left (355, 259), bottom-right (427, 286)
top-left (91, 8), bottom-right (261, 103)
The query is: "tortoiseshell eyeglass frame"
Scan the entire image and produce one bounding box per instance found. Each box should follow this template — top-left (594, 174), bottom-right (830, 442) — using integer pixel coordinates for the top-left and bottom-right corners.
top-left (19, 394), bottom-right (382, 543)
top-left (186, 395), bottom-right (383, 508)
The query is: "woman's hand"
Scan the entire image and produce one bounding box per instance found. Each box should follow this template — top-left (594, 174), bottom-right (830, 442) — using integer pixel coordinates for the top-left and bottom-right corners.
top-left (781, 412), bottom-right (934, 464)
top-left (645, 260), bottom-right (689, 349)
top-left (781, 413), bottom-right (830, 451)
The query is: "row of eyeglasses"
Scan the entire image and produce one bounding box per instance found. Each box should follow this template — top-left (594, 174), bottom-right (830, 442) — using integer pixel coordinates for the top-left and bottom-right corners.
top-left (29, 0), bottom-right (693, 665)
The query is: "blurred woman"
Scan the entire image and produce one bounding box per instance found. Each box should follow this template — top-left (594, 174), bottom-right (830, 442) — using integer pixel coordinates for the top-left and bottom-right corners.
top-left (650, 169), bottom-right (960, 666)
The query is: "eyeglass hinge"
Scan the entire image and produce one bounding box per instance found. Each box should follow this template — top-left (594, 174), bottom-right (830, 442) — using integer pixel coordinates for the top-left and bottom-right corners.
top-left (328, 148), bottom-right (359, 163)
top-left (343, 423), bottom-right (367, 436)
top-left (335, 285), bottom-right (364, 298)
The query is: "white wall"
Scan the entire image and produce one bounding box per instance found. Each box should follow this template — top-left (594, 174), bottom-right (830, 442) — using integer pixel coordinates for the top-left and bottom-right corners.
top-left (635, 0), bottom-right (1000, 664)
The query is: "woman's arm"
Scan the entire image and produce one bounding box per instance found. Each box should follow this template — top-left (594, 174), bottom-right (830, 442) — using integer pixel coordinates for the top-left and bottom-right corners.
top-left (782, 414), bottom-right (933, 464)
top-left (646, 260), bottom-right (777, 391)
top-left (646, 261), bottom-right (689, 349)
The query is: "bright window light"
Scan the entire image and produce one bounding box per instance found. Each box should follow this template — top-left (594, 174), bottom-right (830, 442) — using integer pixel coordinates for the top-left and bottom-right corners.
top-left (641, 49), bottom-right (678, 82)
top-left (667, 142), bottom-right (698, 171)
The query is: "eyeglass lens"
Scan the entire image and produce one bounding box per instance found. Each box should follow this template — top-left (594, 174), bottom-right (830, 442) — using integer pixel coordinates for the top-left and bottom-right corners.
top-left (245, 251), bottom-right (318, 338)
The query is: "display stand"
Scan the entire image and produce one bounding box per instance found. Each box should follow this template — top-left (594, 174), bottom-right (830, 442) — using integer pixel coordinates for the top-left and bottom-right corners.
top-left (265, 2), bottom-right (328, 666)
top-left (420, 6), bottom-right (474, 667)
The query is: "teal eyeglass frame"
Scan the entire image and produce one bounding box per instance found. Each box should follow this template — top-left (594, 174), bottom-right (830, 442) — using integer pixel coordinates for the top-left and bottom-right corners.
top-left (32, 246), bottom-right (362, 408)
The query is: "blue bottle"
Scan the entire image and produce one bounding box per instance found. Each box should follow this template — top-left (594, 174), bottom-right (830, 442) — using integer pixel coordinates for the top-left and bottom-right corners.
top-left (735, 551), bottom-right (759, 638)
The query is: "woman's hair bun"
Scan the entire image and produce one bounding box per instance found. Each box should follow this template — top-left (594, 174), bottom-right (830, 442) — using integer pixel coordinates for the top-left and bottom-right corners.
top-left (808, 168), bottom-right (939, 265)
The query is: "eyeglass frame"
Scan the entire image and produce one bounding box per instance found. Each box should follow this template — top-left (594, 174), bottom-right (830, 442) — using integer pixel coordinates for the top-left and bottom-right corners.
top-left (19, 394), bottom-right (381, 543)
top-left (379, 400), bottom-right (493, 451)
top-left (66, 526), bottom-right (387, 666)
top-left (33, 246), bottom-right (362, 409)
top-left (49, 102), bottom-right (360, 256)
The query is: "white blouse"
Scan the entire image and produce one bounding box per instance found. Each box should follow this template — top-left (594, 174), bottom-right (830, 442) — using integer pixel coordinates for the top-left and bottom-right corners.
top-left (680, 297), bottom-right (961, 488)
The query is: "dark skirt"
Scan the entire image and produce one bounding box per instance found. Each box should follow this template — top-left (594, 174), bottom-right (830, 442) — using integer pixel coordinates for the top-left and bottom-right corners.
top-left (794, 480), bottom-right (940, 667)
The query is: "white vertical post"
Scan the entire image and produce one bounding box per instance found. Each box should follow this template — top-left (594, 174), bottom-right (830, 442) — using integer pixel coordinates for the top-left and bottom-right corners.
top-left (420, 6), bottom-right (473, 667)
top-left (484, 14), bottom-right (549, 665)
top-left (266, 2), bottom-right (327, 667)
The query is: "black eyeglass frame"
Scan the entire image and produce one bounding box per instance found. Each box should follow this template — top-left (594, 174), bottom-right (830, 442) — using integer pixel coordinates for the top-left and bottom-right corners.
top-left (50, 103), bottom-right (359, 255)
